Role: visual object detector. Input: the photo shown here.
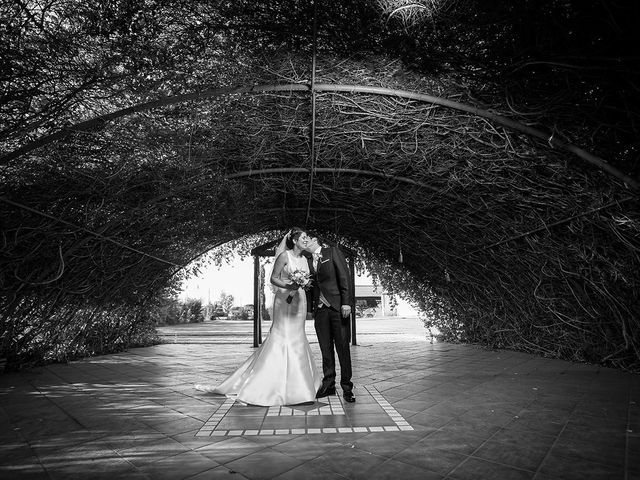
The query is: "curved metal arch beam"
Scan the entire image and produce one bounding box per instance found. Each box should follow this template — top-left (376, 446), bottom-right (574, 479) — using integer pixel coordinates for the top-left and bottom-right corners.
top-left (226, 167), bottom-right (461, 201)
top-left (169, 206), bottom-right (364, 275)
top-left (138, 166), bottom-right (462, 207)
top-left (3, 83), bottom-right (637, 191)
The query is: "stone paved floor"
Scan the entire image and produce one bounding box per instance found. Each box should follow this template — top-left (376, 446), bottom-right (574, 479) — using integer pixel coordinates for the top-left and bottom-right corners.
top-left (1, 317), bottom-right (638, 479)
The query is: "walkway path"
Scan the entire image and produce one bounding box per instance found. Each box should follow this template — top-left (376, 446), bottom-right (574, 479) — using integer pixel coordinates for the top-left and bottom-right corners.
top-left (156, 316), bottom-right (430, 344)
top-left (1, 318), bottom-right (638, 479)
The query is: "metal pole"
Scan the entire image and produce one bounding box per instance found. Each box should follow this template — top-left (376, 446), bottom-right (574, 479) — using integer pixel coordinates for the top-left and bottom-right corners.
top-left (305, 0), bottom-right (318, 225)
top-left (253, 255), bottom-right (260, 347)
top-left (258, 263), bottom-right (263, 344)
top-left (349, 256), bottom-right (357, 346)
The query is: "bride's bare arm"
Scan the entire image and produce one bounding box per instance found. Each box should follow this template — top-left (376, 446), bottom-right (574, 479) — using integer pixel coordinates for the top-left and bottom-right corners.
top-left (270, 252), bottom-right (296, 289)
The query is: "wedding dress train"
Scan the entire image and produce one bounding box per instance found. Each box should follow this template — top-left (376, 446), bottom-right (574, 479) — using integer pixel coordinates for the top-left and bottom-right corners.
top-left (196, 250), bottom-right (321, 406)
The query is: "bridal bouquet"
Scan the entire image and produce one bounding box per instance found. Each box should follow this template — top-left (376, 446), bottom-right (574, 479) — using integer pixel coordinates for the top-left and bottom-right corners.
top-left (286, 269), bottom-right (313, 304)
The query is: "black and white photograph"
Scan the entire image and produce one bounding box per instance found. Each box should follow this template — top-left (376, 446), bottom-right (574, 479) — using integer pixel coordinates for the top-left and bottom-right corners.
top-left (1, 0), bottom-right (639, 478)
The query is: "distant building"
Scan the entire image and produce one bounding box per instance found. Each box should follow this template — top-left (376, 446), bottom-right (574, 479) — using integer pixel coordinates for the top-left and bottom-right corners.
top-left (355, 284), bottom-right (397, 317)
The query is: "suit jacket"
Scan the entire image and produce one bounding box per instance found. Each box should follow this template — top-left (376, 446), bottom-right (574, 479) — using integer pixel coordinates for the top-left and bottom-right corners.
top-left (308, 246), bottom-right (352, 311)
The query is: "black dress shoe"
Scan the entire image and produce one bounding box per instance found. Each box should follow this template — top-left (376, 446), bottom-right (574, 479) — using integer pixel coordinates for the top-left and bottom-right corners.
top-left (343, 391), bottom-right (355, 403)
top-left (316, 386), bottom-right (336, 398)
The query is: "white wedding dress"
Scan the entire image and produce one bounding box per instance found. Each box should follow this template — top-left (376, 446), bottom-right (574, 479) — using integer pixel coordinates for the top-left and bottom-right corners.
top-left (197, 250), bottom-right (321, 406)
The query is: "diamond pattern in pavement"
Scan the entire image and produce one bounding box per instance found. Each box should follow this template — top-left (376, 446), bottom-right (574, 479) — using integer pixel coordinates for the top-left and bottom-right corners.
top-left (195, 385), bottom-right (413, 437)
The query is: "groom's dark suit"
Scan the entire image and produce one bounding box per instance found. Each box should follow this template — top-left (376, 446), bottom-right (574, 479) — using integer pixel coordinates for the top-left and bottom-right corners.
top-left (308, 245), bottom-right (353, 397)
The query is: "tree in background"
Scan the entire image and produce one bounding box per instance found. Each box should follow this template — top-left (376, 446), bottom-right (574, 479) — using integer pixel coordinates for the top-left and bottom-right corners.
top-left (151, 296), bottom-right (181, 325)
top-left (180, 298), bottom-right (204, 323)
top-left (151, 297), bottom-right (204, 325)
top-left (203, 302), bottom-right (215, 321)
top-left (219, 292), bottom-right (234, 314)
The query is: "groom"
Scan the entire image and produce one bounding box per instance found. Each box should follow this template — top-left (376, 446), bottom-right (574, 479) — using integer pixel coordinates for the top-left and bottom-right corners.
top-left (303, 233), bottom-right (355, 403)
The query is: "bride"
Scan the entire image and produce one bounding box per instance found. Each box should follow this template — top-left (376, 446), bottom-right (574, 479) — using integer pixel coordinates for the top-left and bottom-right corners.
top-left (196, 227), bottom-right (321, 406)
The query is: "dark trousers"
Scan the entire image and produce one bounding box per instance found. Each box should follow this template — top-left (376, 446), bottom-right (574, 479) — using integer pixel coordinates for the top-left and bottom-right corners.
top-left (314, 306), bottom-right (353, 393)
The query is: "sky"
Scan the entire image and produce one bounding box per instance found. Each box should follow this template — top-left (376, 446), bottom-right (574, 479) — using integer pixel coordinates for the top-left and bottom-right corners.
top-left (179, 254), bottom-right (257, 306)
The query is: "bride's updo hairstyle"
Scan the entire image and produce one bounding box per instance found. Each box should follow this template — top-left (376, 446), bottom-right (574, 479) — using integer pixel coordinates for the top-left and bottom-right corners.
top-left (285, 227), bottom-right (305, 250)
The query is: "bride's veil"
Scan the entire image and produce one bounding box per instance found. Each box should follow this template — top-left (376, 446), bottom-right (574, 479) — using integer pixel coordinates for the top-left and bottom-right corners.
top-left (268, 231), bottom-right (290, 292)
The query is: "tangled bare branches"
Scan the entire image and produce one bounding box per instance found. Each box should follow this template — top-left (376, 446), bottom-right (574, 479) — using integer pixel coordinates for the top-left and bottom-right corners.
top-left (1, 1), bottom-right (639, 370)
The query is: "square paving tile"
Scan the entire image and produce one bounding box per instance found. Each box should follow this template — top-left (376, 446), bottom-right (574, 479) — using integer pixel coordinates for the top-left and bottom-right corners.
top-left (351, 430), bottom-right (432, 458)
top-left (418, 429), bottom-right (489, 455)
top-left (270, 462), bottom-right (349, 480)
top-left (391, 442), bottom-right (468, 476)
top-left (357, 458), bottom-right (444, 480)
top-left (271, 434), bottom-right (348, 461)
top-left (136, 450), bottom-right (219, 480)
top-left (307, 444), bottom-right (388, 479)
top-left (196, 437), bottom-right (267, 463)
top-left (405, 411), bottom-right (452, 429)
top-left (550, 435), bottom-right (626, 468)
top-left (448, 455), bottom-right (535, 480)
top-left (261, 416), bottom-right (307, 429)
top-left (224, 448), bottom-right (303, 480)
top-left (472, 438), bottom-right (550, 472)
top-left (537, 451), bottom-right (625, 480)
top-left (185, 465), bottom-right (251, 479)
top-left (118, 438), bottom-right (191, 467)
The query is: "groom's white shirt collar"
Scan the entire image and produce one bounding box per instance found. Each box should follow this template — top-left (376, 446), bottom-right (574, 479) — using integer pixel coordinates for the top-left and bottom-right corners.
top-left (313, 246), bottom-right (322, 255)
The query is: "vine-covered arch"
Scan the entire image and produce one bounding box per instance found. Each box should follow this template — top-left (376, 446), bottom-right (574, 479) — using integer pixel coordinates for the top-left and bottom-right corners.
top-left (1, 0), bottom-right (639, 371)
top-left (4, 83), bottom-right (637, 191)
